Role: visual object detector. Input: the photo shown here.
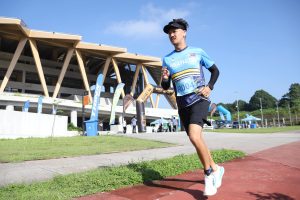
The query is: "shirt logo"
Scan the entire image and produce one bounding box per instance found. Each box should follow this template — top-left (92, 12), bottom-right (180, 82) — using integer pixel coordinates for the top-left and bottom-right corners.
top-left (170, 57), bottom-right (198, 68)
top-left (189, 53), bottom-right (196, 57)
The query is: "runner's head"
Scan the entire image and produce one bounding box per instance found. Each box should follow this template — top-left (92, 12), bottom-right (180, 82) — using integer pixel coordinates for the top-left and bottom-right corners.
top-left (163, 19), bottom-right (189, 47)
top-left (163, 18), bottom-right (189, 34)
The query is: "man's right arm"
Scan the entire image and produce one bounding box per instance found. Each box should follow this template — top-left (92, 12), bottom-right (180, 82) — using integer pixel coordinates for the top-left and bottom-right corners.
top-left (161, 76), bottom-right (171, 90)
top-left (161, 67), bottom-right (171, 90)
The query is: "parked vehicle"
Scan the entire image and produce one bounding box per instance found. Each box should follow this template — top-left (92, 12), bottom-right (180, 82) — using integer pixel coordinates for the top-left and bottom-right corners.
top-left (232, 121), bottom-right (242, 129)
top-left (215, 120), bottom-right (226, 129)
top-left (203, 119), bottom-right (217, 130)
top-left (215, 120), bottom-right (232, 129)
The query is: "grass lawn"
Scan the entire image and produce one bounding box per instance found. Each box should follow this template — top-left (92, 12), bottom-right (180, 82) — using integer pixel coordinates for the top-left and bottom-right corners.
top-left (0, 135), bottom-right (175, 163)
top-left (205, 126), bottom-right (300, 133)
top-left (0, 149), bottom-right (245, 200)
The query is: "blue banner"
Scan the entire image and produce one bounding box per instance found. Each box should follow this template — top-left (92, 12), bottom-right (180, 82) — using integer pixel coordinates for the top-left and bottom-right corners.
top-left (85, 74), bottom-right (103, 136)
top-left (90, 85), bottom-right (96, 91)
top-left (109, 83), bottom-right (125, 124)
top-left (52, 104), bottom-right (57, 115)
top-left (90, 74), bottom-right (103, 121)
top-left (37, 96), bottom-right (43, 113)
top-left (23, 100), bottom-right (30, 112)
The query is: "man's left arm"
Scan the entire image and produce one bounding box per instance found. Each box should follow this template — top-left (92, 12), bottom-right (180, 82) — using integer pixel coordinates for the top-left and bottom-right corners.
top-left (198, 64), bottom-right (220, 97)
top-left (207, 64), bottom-right (220, 90)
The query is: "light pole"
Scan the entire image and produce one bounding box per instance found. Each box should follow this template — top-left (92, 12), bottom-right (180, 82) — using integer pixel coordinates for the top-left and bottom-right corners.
top-left (235, 91), bottom-right (240, 129)
top-left (276, 101), bottom-right (280, 127)
top-left (82, 90), bottom-right (88, 135)
top-left (288, 103), bottom-right (292, 126)
top-left (236, 100), bottom-right (240, 129)
top-left (259, 98), bottom-right (264, 128)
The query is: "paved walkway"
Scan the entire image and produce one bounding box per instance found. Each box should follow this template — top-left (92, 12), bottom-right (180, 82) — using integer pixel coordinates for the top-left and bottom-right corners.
top-left (76, 141), bottom-right (300, 200)
top-left (0, 131), bottom-right (299, 187)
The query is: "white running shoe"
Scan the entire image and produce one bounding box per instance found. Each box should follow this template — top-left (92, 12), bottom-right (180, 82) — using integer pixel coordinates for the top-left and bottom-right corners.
top-left (204, 174), bottom-right (217, 196)
top-left (213, 165), bottom-right (225, 188)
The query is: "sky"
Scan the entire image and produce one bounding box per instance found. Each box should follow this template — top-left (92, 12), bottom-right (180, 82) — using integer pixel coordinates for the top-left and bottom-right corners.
top-left (1, 0), bottom-right (300, 108)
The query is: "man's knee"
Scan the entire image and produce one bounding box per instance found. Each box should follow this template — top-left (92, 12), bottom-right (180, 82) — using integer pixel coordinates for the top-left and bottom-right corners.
top-left (188, 133), bottom-right (199, 144)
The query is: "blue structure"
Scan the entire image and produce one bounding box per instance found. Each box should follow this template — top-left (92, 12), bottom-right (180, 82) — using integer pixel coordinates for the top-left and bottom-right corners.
top-left (209, 104), bottom-right (232, 123)
top-left (216, 105), bottom-right (232, 122)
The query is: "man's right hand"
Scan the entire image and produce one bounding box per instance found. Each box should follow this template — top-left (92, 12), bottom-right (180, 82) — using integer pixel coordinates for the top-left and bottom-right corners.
top-left (162, 67), bottom-right (170, 80)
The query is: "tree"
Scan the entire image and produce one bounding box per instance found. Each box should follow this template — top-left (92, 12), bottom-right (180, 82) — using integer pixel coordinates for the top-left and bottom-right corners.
top-left (224, 103), bottom-right (235, 113)
top-left (236, 100), bottom-right (249, 111)
top-left (248, 90), bottom-right (277, 111)
top-left (279, 95), bottom-right (289, 107)
top-left (230, 100), bottom-right (249, 112)
top-left (216, 100), bottom-right (248, 114)
top-left (280, 83), bottom-right (300, 113)
top-left (288, 83), bottom-right (300, 109)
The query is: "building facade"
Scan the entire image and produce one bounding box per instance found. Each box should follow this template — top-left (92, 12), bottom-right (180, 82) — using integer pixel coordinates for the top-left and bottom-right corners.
top-left (0, 17), bottom-right (177, 131)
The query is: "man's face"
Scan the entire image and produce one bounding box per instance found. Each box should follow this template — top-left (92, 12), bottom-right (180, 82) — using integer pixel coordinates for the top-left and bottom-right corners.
top-left (168, 28), bottom-right (186, 45)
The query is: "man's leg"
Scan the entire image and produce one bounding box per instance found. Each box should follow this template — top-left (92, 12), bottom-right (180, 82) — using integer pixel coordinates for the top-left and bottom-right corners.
top-left (188, 124), bottom-right (216, 171)
top-left (188, 123), bottom-right (218, 196)
top-left (188, 123), bottom-right (225, 195)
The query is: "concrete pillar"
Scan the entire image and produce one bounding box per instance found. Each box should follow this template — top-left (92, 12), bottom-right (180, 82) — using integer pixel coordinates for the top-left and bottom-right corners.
top-left (70, 110), bottom-right (77, 127)
top-left (6, 105), bottom-right (14, 111)
top-left (119, 116), bottom-right (123, 125)
top-left (22, 70), bottom-right (26, 93)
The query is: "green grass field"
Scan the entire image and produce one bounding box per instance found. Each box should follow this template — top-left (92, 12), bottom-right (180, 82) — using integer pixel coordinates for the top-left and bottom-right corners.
top-left (206, 125), bottom-right (300, 133)
top-left (0, 135), bottom-right (175, 163)
top-left (0, 149), bottom-right (245, 200)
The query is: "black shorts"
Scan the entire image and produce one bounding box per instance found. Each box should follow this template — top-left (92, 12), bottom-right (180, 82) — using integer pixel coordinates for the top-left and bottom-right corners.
top-left (178, 99), bottom-right (210, 134)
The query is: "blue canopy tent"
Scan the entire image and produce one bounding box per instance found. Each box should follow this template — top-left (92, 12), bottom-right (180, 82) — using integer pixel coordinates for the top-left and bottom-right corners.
top-left (150, 118), bottom-right (169, 125)
top-left (241, 114), bottom-right (261, 128)
top-left (150, 118), bottom-right (169, 132)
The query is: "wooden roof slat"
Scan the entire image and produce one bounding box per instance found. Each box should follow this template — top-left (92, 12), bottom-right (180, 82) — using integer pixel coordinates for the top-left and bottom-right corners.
top-left (0, 17), bottom-right (22, 25)
top-left (29, 30), bottom-right (82, 41)
top-left (114, 52), bottom-right (161, 64)
top-left (76, 42), bottom-right (126, 55)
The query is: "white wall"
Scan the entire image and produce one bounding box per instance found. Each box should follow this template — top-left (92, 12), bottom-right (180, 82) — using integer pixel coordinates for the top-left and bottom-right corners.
top-left (0, 110), bottom-right (68, 139)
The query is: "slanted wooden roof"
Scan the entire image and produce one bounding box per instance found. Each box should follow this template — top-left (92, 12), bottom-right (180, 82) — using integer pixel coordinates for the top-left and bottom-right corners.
top-left (0, 17), bottom-right (161, 64)
top-left (114, 52), bottom-right (161, 64)
top-left (76, 42), bottom-right (126, 56)
top-left (0, 17), bottom-right (176, 108)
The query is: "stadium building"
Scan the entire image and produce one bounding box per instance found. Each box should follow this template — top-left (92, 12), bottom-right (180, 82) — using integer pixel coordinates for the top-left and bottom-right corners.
top-left (0, 17), bottom-right (178, 137)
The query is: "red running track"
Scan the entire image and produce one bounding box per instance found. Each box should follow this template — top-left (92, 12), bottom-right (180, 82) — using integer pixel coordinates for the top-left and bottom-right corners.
top-left (76, 141), bottom-right (300, 200)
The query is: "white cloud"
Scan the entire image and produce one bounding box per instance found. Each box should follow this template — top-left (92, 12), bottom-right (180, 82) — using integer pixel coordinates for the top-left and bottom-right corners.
top-left (104, 3), bottom-right (190, 39)
top-left (140, 3), bottom-right (189, 22)
top-left (104, 19), bottom-right (162, 38)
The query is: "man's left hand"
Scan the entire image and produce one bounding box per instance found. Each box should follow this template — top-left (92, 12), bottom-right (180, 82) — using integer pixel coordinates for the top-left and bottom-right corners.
top-left (195, 86), bottom-right (211, 97)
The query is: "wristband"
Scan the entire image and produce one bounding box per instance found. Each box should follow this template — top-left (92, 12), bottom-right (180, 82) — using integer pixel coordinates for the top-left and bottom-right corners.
top-left (207, 84), bottom-right (213, 90)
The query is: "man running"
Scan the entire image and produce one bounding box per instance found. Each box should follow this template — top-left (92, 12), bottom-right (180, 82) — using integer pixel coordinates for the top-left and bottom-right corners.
top-left (161, 18), bottom-right (224, 196)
